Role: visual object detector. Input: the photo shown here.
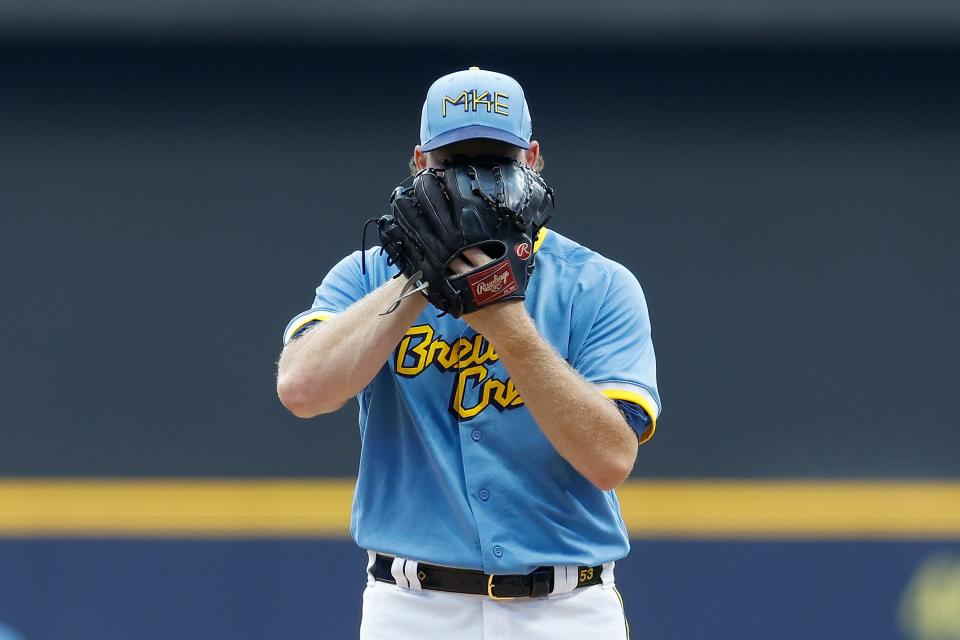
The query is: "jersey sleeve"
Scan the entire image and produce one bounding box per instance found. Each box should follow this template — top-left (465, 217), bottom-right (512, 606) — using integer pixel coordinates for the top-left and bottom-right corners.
top-left (572, 264), bottom-right (661, 444)
top-left (282, 251), bottom-right (369, 345)
top-left (614, 399), bottom-right (653, 443)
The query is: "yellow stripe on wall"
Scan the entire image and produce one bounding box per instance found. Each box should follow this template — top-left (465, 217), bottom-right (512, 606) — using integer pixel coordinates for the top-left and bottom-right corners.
top-left (616, 481), bottom-right (960, 539)
top-left (0, 479), bottom-right (958, 539)
top-left (0, 479), bottom-right (354, 538)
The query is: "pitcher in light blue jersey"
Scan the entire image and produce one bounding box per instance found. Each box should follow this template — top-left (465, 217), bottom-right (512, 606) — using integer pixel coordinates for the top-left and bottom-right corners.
top-left (277, 67), bottom-right (660, 640)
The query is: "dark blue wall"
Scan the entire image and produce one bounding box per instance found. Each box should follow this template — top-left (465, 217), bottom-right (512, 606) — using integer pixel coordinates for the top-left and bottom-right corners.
top-left (0, 539), bottom-right (955, 639)
top-left (2, 44), bottom-right (958, 478)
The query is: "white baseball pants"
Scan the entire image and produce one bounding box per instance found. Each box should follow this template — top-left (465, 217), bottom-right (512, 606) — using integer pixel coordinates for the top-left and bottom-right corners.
top-left (359, 552), bottom-right (630, 640)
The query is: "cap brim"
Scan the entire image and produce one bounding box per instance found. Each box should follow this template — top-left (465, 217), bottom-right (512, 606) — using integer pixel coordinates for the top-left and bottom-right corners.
top-left (420, 125), bottom-right (530, 152)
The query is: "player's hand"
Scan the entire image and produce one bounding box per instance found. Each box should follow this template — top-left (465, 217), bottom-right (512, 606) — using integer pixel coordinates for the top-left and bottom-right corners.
top-left (448, 248), bottom-right (529, 337)
top-left (446, 247), bottom-right (494, 276)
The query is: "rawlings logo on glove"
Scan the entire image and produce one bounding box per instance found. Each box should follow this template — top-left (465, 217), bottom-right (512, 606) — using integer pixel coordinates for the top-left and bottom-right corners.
top-left (469, 262), bottom-right (518, 304)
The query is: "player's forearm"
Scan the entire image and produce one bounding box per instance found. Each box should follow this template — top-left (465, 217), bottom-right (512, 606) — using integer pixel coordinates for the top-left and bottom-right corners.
top-left (481, 307), bottom-right (639, 491)
top-left (277, 277), bottom-right (426, 418)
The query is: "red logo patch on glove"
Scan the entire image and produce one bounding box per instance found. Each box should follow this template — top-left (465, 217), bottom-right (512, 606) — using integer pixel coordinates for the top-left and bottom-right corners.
top-left (515, 242), bottom-right (532, 259)
top-left (467, 261), bottom-right (518, 305)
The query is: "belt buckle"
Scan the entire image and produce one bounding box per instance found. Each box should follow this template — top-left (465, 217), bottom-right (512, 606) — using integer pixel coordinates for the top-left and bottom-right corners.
top-left (487, 574), bottom-right (519, 600)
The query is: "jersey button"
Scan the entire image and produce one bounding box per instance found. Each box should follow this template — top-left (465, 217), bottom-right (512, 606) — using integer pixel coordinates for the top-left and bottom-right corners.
top-left (478, 489), bottom-right (489, 501)
top-left (493, 545), bottom-right (503, 557)
top-left (471, 430), bottom-right (482, 442)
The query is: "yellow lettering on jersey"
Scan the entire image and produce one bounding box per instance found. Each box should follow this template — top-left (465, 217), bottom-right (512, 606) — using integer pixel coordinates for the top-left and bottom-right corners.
top-left (395, 325), bottom-right (435, 376)
top-left (493, 378), bottom-right (523, 407)
top-left (452, 365), bottom-right (489, 419)
top-left (452, 366), bottom-right (523, 419)
top-left (394, 324), bottom-right (524, 419)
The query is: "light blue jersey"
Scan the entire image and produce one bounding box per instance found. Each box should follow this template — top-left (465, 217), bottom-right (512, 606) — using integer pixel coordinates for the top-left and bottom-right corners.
top-left (283, 229), bottom-right (660, 574)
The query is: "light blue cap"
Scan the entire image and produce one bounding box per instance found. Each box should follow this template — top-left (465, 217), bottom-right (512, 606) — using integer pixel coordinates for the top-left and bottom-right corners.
top-left (419, 67), bottom-right (532, 152)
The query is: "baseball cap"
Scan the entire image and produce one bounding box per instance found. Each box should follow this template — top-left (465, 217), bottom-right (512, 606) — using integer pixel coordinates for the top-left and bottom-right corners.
top-left (419, 67), bottom-right (532, 152)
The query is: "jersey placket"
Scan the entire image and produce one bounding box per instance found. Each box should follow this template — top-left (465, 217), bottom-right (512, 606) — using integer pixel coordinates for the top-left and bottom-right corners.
top-left (454, 323), bottom-right (502, 574)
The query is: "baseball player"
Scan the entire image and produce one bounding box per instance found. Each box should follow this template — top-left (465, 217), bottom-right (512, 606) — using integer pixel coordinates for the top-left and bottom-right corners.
top-left (277, 67), bottom-right (660, 639)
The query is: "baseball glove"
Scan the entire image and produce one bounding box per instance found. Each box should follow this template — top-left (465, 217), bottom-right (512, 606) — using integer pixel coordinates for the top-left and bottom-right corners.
top-left (376, 159), bottom-right (554, 318)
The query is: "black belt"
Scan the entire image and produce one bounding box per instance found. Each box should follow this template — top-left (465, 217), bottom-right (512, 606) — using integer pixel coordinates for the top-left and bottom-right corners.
top-left (370, 553), bottom-right (604, 600)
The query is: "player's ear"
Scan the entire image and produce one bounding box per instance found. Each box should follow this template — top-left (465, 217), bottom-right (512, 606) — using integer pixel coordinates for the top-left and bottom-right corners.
top-left (524, 141), bottom-right (540, 169)
top-left (414, 145), bottom-right (428, 171)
